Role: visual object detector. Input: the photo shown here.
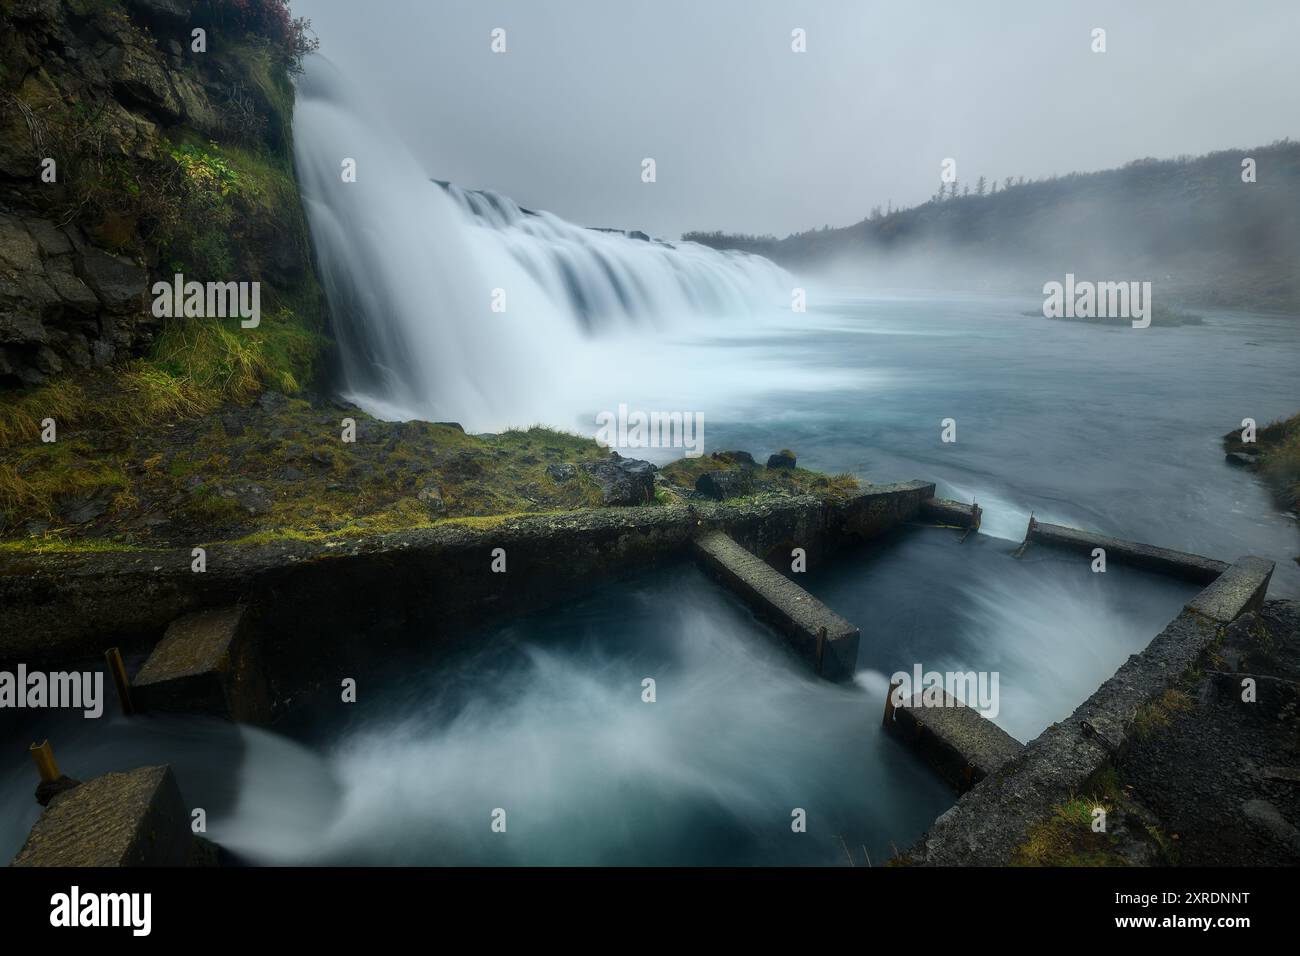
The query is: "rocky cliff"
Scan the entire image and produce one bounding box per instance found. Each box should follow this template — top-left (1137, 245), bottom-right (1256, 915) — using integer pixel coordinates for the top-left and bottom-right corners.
top-left (0, 0), bottom-right (321, 389)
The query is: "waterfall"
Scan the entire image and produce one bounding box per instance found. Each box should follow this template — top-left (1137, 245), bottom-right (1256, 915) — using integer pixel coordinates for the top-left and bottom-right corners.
top-left (292, 59), bottom-right (792, 431)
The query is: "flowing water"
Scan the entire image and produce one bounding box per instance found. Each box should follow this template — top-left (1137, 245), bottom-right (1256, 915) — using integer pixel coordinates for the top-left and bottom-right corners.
top-left (4, 59), bottom-right (1297, 866)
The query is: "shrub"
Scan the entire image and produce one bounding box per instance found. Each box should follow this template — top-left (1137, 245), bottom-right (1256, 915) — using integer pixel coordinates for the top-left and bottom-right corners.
top-left (203, 1), bottom-right (319, 72)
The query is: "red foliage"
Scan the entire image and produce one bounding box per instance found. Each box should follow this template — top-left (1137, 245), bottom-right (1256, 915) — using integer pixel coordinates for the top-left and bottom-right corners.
top-left (207, 0), bottom-right (318, 66)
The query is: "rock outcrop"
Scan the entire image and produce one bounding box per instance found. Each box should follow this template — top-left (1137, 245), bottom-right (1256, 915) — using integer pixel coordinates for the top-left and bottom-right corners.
top-left (0, 0), bottom-right (310, 386)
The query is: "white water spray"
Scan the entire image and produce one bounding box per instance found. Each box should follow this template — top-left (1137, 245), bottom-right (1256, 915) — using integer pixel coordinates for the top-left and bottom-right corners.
top-left (293, 59), bottom-right (791, 431)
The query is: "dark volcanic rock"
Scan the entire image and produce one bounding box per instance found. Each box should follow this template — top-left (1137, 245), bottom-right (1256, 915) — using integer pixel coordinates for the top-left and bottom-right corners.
top-left (75, 246), bottom-right (147, 311)
top-left (767, 450), bottom-right (797, 469)
top-left (61, 495), bottom-right (109, 525)
top-left (696, 469), bottom-right (754, 501)
top-left (546, 462), bottom-right (578, 482)
top-left (581, 457), bottom-right (656, 505)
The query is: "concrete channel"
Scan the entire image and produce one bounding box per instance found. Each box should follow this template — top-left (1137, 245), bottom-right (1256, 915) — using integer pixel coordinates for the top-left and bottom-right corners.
top-left (1016, 515), bottom-right (1229, 583)
top-left (693, 530), bottom-right (859, 680)
top-left (6, 481), bottom-right (940, 865)
top-left (905, 551), bottom-right (1274, 864)
top-left (8, 481), bottom-right (1275, 868)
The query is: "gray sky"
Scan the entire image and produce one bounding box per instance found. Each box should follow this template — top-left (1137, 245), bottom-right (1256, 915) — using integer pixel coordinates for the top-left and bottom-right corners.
top-left (295, 0), bottom-right (1300, 239)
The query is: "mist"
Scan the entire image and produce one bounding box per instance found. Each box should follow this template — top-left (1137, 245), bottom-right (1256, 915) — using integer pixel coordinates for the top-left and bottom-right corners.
top-left (295, 0), bottom-right (1300, 240)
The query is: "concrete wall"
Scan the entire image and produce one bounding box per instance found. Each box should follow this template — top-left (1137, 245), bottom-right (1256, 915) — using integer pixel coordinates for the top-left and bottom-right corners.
top-left (910, 555), bottom-right (1274, 865)
top-left (1, 483), bottom-right (937, 713)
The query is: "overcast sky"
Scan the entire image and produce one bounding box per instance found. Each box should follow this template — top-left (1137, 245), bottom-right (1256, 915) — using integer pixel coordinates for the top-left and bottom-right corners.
top-left (295, 0), bottom-right (1300, 239)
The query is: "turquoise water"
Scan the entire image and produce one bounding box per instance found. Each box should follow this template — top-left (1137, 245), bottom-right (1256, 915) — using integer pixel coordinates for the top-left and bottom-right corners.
top-left (2, 293), bottom-right (1294, 865)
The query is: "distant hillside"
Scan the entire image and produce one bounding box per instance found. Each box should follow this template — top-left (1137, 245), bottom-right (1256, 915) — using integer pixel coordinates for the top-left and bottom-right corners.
top-left (685, 140), bottom-right (1300, 313)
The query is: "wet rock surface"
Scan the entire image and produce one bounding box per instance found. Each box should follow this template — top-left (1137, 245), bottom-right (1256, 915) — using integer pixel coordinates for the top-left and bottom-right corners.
top-left (580, 456), bottom-right (656, 505)
top-left (695, 468), bottom-right (753, 501)
top-left (1119, 600), bottom-right (1300, 865)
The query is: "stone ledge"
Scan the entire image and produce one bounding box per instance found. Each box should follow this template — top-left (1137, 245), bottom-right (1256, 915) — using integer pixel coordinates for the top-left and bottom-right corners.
top-left (887, 689), bottom-right (1024, 792)
top-left (910, 556), bottom-right (1272, 865)
top-left (11, 765), bottom-right (195, 867)
top-left (1185, 556), bottom-right (1274, 624)
top-left (1023, 520), bottom-right (1229, 584)
top-left (132, 606), bottom-right (271, 722)
top-left (693, 530), bottom-right (859, 680)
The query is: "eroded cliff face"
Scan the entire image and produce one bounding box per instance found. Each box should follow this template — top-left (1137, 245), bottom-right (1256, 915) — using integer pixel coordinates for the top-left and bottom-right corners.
top-left (0, 0), bottom-right (319, 388)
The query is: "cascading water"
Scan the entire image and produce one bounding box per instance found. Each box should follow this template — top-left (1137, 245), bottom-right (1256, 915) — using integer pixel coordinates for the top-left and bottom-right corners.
top-left (292, 59), bottom-right (792, 431)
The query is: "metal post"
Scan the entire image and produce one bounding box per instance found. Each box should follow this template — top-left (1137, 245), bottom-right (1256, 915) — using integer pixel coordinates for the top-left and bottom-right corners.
top-left (883, 678), bottom-right (901, 728)
top-left (30, 740), bottom-right (59, 784)
top-left (105, 647), bottom-right (134, 716)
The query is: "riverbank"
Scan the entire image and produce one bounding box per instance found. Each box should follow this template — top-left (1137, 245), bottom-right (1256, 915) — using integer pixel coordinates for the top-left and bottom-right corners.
top-left (1, 0), bottom-right (331, 539)
top-left (1224, 411), bottom-right (1300, 521)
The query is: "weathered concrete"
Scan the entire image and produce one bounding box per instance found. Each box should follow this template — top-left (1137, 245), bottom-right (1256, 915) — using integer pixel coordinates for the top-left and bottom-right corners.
top-left (1, 484), bottom-right (939, 714)
top-left (1020, 517), bottom-right (1229, 584)
top-left (909, 555), bottom-right (1273, 865)
top-left (838, 481), bottom-right (935, 540)
top-left (1185, 555), bottom-right (1274, 623)
top-left (886, 688), bottom-right (1024, 792)
top-left (131, 606), bottom-right (271, 723)
top-left (918, 497), bottom-right (982, 531)
top-left (693, 530), bottom-right (860, 680)
top-left (11, 765), bottom-right (196, 867)
top-left (1118, 601), bottom-right (1300, 865)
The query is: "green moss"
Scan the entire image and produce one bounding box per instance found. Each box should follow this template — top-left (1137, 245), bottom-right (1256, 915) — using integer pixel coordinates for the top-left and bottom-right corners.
top-left (218, 39), bottom-right (298, 156)
top-left (1010, 766), bottom-right (1169, 867)
top-left (1224, 411), bottom-right (1300, 512)
top-left (661, 454), bottom-right (859, 500)
top-left (1131, 689), bottom-right (1194, 740)
top-left (0, 535), bottom-right (141, 555)
top-left (1012, 780), bottom-right (1124, 867)
top-left (0, 438), bottom-right (130, 526)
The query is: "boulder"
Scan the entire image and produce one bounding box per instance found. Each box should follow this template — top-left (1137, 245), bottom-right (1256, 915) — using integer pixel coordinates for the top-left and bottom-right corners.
top-left (695, 469), bottom-right (754, 501)
top-left (767, 449), bottom-right (797, 469)
top-left (581, 457), bottom-right (656, 505)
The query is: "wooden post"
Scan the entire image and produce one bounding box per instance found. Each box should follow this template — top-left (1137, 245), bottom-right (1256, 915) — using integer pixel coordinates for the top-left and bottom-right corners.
top-left (105, 647), bottom-right (134, 716)
top-left (30, 740), bottom-right (59, 784)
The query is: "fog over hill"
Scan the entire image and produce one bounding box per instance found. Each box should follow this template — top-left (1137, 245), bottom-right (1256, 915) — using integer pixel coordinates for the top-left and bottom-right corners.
top-left (686, 140), bottom-right (1300, 313)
